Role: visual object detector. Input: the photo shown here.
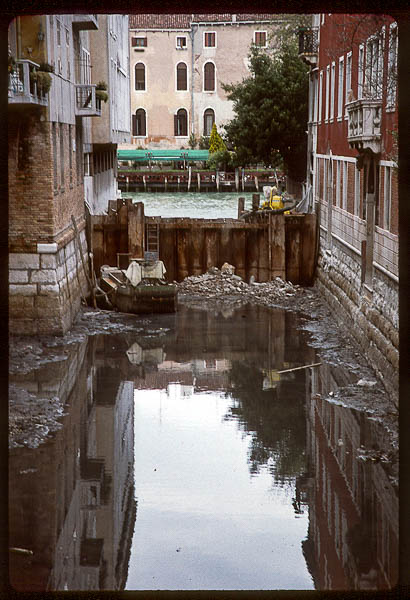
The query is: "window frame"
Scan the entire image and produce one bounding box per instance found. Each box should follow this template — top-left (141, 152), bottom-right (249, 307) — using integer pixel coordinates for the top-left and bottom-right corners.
top-left (383, 165), bottom-right (392, 230)
top-left (203, 31), bottom-right (216, 48)
top-left (254, 30), bottom-right (267, 47)
top-left (131, 37), bottom-right (147, 48)
top-left (133, 108), bottom-right (147, 137)
top-left (345, 51), bottom-right (352, 118)
top-left (176, 61), bottom-right (188, 91)
top-left (330, 61), bottom-right (335, 121)
top-left (134, 62), bottom-right (146, 91)
top-left (337, 56), bottom-right (344, 120)
top-left (174, 108), bottom-right (188, 137)
top-left (325, 65), bottom-right (330, 122)
top-left (358, 43), bottom-right (364, 99)
top-left (318, 70), bottom-right (323, 124)
top-left (387, 23), bottom-right (398, 109)
top-left (203, 61), bottom-right (216, 92)
top-left (176, 35), bottom-right (187, 49)
top-left (203, 108), bottom-right (215, 136)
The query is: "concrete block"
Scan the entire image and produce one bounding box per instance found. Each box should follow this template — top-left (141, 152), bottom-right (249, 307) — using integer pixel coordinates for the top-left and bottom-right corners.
top-left (37, 243), bottom-right (58, 254)
top-left (57, 265), bottom-right (66, 281)
top-left (40, 254), bottom-right (57, 269)
top-left (31, 269), bottom-right (58, 284)
top-left (9, 318), bottom-right (38, 336)
top-left (9, 284), bottom-right (37, 296)
top-left (9, 253), bottom-right (40, 270)
top-left (9, 270), bottom-right (29, 283)
top-left (38, 284), bottom-right (60, 296)
top-left (37, 317), bottom-right (65, 336)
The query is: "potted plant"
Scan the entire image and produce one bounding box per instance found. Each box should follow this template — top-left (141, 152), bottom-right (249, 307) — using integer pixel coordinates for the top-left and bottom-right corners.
top-left (30, 62), bottom-right (54, 94)
top-left (95, 80), bottom-right (109, 103)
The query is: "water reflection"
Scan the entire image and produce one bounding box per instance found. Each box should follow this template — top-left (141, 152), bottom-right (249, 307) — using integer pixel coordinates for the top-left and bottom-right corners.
top-left (9, 304), bottom-right (398, 590)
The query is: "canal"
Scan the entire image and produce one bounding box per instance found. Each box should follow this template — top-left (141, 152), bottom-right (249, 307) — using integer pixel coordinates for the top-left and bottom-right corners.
top-left (9, 303), bottom-right (398, 591)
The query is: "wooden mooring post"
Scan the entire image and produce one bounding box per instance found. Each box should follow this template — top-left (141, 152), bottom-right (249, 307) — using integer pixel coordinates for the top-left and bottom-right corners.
top-left (269, 213), bottom-right (286, 280)
top-left (238, 197), bottom-right (245, 218)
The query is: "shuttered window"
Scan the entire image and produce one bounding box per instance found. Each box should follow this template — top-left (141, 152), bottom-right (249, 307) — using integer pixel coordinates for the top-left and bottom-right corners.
top-left (174, 109), bottom-right (188, 136)
top-left (204, 62), bottom-right (215, 91)
top-left (132, 109), bottom-right (146, 136)
top-left (177, 63), bottom-right (187, 90)
top-left (132, 37), bottom-right (147, 47)
top-left (204, 32), bottom-right (216, 47)
top-left (135, 63), bottom-right (145, 90)
top-left (254, 31), bottom-right (267, 47)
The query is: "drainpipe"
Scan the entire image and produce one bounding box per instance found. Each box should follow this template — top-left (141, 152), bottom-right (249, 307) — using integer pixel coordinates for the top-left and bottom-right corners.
top-left (190, 22), bottom-right (196, 136)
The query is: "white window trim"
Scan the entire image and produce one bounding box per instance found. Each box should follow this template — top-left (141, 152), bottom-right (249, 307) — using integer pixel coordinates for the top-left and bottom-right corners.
top-left (203, 60), bottom-right (216, 93)
top-left (254, 30), bottom-right (267, 48)
top-left (203, 107), bottom-right (215, 136)
top-left (318, 70), bottom-right (323, 124)
top-left (336, 160), bottom-right (341, 207)
top-left (330, 61), bottom-right (335, 121)
top-left (134, 61), bottom-right (147, 92)
top-left (383, 165), bottom-right (392, 231)
top-left (175, 61), bottom-right (189, 92)
top-left (342, 161), bottom-right (348, 210)
top-left (203, 31), bottom-right (217, 48)
top-left (325, 65), bottom-right (330, 122)
top-left (175, 107), bottom-right (189, 137)
top-left (133, 108), bottom-right (148, 138)
top-left (354, 163), bottom-right (360, 217)
top-left (176, 35), bottom-right (188, 50)
top-left (358, 44), bottom-right (364, 99)
top-left (338, 56), bottom-right (344, 120)
top-left (345, 51), bottom-right (352, 119)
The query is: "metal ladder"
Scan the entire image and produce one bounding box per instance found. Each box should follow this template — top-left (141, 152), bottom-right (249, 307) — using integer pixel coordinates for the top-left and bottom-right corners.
top-left (145, 222), bottom-right (159, 261)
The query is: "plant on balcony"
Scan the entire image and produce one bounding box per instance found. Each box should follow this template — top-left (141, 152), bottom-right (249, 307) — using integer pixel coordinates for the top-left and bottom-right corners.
top-left (30, 69), bottom-right (52, 94)
top-left (95, 80), bottom-right (108, 103)
top-left (8, 55), bottom-right (16, 73)
top-left (38, 62), bottom-right (55, 73)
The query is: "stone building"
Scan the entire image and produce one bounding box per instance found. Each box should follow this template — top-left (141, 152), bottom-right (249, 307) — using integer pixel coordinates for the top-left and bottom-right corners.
top-left (127, 13), bottom-right (282, 148)
top-left (299, 14), bottom-right (399, 399)
top-left (8, 14), bottom-right (130, 336)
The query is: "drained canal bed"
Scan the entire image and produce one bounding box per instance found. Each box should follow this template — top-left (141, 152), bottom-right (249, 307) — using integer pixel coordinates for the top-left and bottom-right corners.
top-left (8, 303), bottom-right (398, 591)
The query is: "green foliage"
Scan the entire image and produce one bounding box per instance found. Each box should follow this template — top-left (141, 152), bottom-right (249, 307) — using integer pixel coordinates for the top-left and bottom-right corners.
top-left (209, 123), bottom-right (227, 153)
top-left (206, 149), bottom-right (233, 171)
top-left (96, 81), bottom-right (108, 90)
top-left (188, 133), bottom-right (198, 149)
top-left (96, 89), bottom-right (109, 103)
top-left (222, 36), bottom-right (309, 181)
top-left (38, 62), bottom-right (54, 73)
top-left (30, 70), bottom-right (52, 93)
top-left (198, 135), bottom-right (210, 150)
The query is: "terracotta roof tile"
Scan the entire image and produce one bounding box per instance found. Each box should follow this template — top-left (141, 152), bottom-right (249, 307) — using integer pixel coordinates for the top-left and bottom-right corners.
top-left (129, 13), bottom-right (280, 30)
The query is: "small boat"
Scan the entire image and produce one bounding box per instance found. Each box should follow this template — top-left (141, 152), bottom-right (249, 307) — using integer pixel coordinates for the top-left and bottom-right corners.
top-left (99, 259), bottom-right (177, 314)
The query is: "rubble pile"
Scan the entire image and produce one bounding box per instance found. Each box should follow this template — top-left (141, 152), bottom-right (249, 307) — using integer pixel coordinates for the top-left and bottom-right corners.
top-left (176, 263), bottom-right (302, 308)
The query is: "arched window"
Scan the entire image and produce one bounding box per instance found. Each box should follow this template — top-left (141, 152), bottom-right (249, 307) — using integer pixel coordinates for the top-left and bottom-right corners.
top-left (203, 108), bottom-right (215, 136)
top-left (176, 63), bottom-right (187, 91)
top-left (132, 109), bottom-right (146, 136)
top-left (204, 62), bottom-right (215, 91)
top-left (174, 108), bottom-right (188, 136)
top-left (135, 63), bottom-right (145, 91)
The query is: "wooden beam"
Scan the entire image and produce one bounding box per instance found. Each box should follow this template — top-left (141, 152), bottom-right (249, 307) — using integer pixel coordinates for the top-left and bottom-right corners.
top-left (269, 213), bottom-right (286, 280)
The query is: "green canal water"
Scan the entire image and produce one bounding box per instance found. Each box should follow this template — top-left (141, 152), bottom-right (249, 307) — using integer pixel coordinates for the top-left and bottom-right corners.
top-left (122, 191), bottom-right (256, 219)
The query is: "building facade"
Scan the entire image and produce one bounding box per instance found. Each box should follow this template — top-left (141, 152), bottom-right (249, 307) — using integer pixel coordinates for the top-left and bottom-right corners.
top-left (8, 14), bottom-right (130, 336)
top-left (127, 13), bottom-right (282, 149)
top-left (300, 14), bottom-right (398, 399)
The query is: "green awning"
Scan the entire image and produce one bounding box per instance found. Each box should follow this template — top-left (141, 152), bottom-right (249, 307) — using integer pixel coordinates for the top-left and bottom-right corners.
top-left (118, 149), bottom-right (209, 162)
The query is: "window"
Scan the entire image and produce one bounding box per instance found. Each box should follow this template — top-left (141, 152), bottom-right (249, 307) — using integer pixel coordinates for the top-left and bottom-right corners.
top-left (135, 62), bottom-right (145, 90)
top-left (330, 62), bottom-right (335, 120)
top-left (254, 31), bottom-right (267, 47)
top-left (384, 166), bottom-right (392, 230)
top-left (174, 108), bottom-right (188, 136)
top-left (65, 27), bottom-right (70, 46)
top-left (204, 32), bottom-right (216, 47)
top-left (52, 123), bottom-right (57, 190)
top-left (318, 70), bottom-right (323, 123)
top-left (132, 37), bottom-right (147, 47)
top-left (345, 51), bottom-right (352, 115)
top-left (60, 123), bottom-right (64, 187)
top-left (354, 164), bottom-right (361, 216)
top-left (365, 34), bottom-right (383, 98)
top-left (358, 44), bottom-right (364, 99)
top-left (56, 19), bottom-right (61, 46)
top-left (336, 160), bottom-right (341, 207)
top-left (342, 162), bottom-right (347, 210)
top-left (203, 108), bottom-right (215, 136)
top-left (176, 36), bottom-right (187, 49)
top-left (325, 65), bottom-right (330, 121)
top-left (338, 56), bottom-right (344, 119)
top-left (80, 48), bottom-right (91, 85)
top-left (132, 108), bottom-right (146, 136)
top-left (387, 24), bottom-right (398, 108)
top-left (176, 62), bottom-right (187, 91)
top-left (204, 62), bottom-right (215, 91)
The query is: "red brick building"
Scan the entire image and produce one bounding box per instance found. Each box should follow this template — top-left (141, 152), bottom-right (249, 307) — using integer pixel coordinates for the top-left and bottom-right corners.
top-left (300, 14), bottom-right (398, 399)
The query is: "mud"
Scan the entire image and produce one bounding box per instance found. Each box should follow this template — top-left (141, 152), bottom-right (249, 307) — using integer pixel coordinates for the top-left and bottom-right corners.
top-left (9, 267), bottom-right (398, 462)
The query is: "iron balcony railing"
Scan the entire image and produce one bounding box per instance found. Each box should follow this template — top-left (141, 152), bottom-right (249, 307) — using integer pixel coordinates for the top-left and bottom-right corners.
top-left (8, 60), bottom-right (49, 107)
top-left (75, 84), bottom-right (102, 117)
top-left (347, 98), bottom-right (382, 153)
top-left (298, 28), bottom-right (319, 66)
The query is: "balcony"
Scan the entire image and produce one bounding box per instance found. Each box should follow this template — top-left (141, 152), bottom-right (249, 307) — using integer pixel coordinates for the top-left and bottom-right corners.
top-left (298, 28), bottom-right (319, 66)
top-left (72, 14), bottom-right (98, 30)
top-left (8, 60), bottom-right (48, 108)
top-left (75, 84), bottom-right (102, 117)
top-left (347, 98), bottom-right (382, 154)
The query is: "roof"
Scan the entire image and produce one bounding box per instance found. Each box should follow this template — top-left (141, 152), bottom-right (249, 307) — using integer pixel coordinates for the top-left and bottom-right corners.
top-left (118, 149), bottom-right (210, 162)
top-left (129, 14), bottom-right (280, 30)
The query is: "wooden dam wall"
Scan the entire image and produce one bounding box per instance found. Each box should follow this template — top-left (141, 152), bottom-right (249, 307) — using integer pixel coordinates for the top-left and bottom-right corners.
top-left (90, 199), bottom-right (317, 286)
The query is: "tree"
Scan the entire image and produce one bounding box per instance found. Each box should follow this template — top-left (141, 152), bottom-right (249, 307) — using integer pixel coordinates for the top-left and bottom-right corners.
top-left (208, 123), bottom-right (226, 153)
top-left (222, 37), bottom-right (309, 181)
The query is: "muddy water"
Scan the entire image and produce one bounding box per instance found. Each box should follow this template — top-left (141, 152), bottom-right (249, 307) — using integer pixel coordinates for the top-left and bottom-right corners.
top-left (8, 304), bottom-right (398, 591)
